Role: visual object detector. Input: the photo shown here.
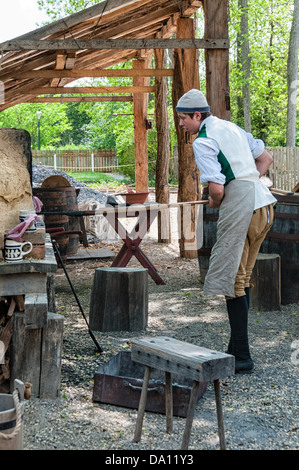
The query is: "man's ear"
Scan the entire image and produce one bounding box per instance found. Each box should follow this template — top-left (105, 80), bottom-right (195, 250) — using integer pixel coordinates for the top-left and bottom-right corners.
top-left (194, 111), bottom-right (202, 121)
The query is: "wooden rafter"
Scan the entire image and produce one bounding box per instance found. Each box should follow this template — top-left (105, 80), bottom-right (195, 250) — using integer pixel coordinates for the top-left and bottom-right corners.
top-left (14, 69), bottom-right (174, 79)
top-left (0, 38), bottom-right (229, 51)
top-left (31, 86), bottom-right (155, 94)
top-left (27, 96), bottom-right (134, 103)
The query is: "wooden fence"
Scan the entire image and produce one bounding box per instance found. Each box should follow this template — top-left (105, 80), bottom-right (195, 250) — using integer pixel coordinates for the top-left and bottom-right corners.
top-left (32, 149), bottom-right (117, 172)
top-left (267, 147), bottom-right (299, 191)
top-left (32, 147), bottom-right (298, 191)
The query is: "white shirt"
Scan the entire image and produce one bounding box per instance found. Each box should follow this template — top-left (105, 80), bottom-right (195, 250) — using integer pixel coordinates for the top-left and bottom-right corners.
top-left (193, 116), bottom-right (276, 210)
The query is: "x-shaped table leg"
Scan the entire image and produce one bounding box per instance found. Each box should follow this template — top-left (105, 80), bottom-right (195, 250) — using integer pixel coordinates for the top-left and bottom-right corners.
top-left (104, 208), bottom-right (165, 285)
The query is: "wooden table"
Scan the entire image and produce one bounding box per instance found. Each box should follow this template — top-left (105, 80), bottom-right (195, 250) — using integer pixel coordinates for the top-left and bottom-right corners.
top-left (100, 203), bottom-right (164, 284)
top-left (0, 235), bottom-right (63, 398)
top-left (131, 336), bottom-right (235, 450)
top-left (96, 200), bottom-right (208, 285)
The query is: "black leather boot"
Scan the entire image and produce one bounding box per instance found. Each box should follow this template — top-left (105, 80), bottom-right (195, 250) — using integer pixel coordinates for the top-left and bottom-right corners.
top-left (226, 295), bottom-right (254, 374)
top-left (226, 287), bottom-right (250, 355)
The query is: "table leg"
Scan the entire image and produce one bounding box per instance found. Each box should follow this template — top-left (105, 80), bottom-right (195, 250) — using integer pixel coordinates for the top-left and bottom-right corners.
top-left (105, 208), bottom-right (165, 284)
top-left (181, 380), bottom-right (200, 450)
top-left (213, 379), bottom-right (226, 450)
top-left (134, 365), bottom-right (151, 442)
top-left (165, 371), bottom-right (173, 433)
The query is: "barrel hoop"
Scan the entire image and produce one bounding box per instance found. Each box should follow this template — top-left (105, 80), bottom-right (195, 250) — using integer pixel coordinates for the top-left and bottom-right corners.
top-left (0, 415), bottom-right (23, 432)
top-left (281, 261), bottom-right (299, 270)
top-left (274, 212), bottom-right (299, 221)
top-left (266, 232), bottom-right (299, 243)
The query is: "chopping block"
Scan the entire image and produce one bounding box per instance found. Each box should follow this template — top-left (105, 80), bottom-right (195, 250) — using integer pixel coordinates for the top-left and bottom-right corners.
top-left (131, 336), bottom-right (235, 450)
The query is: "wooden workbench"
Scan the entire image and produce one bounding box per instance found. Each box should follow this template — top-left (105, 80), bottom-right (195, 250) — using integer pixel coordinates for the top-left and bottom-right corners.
top-left (0, 235), bottom-right (63, 398)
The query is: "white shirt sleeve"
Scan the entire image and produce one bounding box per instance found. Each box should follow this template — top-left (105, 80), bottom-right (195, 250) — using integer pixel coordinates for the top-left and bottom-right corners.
top-left (193, 137), bottom-right (226, 185)
top-left (241, 128), bottom-right (265, 158)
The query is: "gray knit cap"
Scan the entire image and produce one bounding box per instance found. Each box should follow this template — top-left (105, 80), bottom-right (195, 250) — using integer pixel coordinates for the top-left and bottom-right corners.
top-left (176, 89), bottom-right (210, 113)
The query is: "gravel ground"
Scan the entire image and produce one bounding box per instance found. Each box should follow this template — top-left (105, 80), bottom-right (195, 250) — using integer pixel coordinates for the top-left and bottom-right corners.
top-left (21, 166), bottom-right (299, 452)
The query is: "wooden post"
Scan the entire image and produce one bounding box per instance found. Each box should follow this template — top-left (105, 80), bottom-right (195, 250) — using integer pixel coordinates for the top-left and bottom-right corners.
top-left (172, 17), bottom-right (201, 258)
top-left (203, 0), bottom-right (230, 119)
top-left (250, 253), bottom-right (281, 311)
top-left (89, 267), bottom-right (148, 332)
top-left (154, 48), bottom-right (171, 243)
top-left (133, 58), bottom-right (149, 194)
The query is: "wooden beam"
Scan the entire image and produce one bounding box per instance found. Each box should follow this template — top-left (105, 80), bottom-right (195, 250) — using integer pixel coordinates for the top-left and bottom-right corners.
top-left (27, 96), bottom-right (133, 103)
top-left (0, 38), bottom-right (229, 51)
top-left (32, 86), bottom-right (155, 94)
top-left (15, 68), bottom-right (174, 79)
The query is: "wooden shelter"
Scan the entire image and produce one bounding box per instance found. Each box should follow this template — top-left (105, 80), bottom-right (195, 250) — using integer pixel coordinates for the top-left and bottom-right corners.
top-left (0, 0), bottom-right (229, 257)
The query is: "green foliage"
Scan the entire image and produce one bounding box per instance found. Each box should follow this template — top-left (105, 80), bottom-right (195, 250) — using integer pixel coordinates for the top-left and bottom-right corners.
top-left (0, 102), bottom-right (71, 149)
top-left (228, 0), bottom-right (295, 145)
top-left (1, 0), bottom-right (296, 180)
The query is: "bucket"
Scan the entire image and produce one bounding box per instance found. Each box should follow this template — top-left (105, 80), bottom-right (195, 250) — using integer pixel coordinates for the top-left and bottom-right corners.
top-left (260, 194), bottom-right (299, 304)
top-left (0, 380), bottom-right (25, 450)
top-left (197, 205), bottom-right (219, 282)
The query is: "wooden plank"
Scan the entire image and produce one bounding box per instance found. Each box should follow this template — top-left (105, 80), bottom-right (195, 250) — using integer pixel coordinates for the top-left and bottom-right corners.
top-left (31, 85), bottom-right (155, 94)
top-left (0, 38), bottom-right (230, 51)
top-left (39, 312), bottom-right (64, 398)
top-left (0, 236), bottom-right (57, 276)
top-left (0, 273), bottom-right (47, 297)
top-left (10, 311), bottom-right (42, 395)
top-left (24, 293), bottom-right (48, 329)
top-left (15, 69), bottom-right (174, 79)
top-left (131, 336), bottom-right (235, 382)
top-left (10, 311), bottom-right (63, 398)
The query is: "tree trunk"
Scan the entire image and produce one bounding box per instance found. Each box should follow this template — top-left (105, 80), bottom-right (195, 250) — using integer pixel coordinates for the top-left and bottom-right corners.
top-left (203, 0), bottom-right (230, 119)
top-left (172, 17), bottom-right (201, 258)
top-left (286, 0), bottom-right (299, 146)
top-left (154, 48), bottom-right (171, 243)
top-left (133, 57), bottom-right (150, 193)
top-left (238, 0), bottom-right (251, 132)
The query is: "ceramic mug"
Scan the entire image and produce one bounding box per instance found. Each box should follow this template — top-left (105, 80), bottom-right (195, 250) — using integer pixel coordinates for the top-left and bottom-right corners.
top-left (19, 209), bottom-right (37, 232)
top-left (4, 239), bottom-right (33, 262)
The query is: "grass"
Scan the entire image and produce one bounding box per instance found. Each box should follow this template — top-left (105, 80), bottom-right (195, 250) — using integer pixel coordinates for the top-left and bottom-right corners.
top-left (67, 171), bottom-right (131, 191)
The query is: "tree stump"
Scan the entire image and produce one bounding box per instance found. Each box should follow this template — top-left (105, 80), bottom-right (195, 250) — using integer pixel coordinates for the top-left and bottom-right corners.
top-left (250, 253), bottom-right (281, 311)
top-left (89, 267), bottom-right (148, 332)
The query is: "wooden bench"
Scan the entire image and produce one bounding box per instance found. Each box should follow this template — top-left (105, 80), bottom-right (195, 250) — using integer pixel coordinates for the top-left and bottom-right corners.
top-left (131, 336), bottom-right (235, 450)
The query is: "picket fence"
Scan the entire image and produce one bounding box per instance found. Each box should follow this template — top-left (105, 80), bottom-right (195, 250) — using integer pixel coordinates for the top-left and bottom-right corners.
top-left (267, 147), bottom-right (299, 191)
top-left (32, 147), bottom-right (298, 192)
top-left (32, 149), bottom-right (117, 172)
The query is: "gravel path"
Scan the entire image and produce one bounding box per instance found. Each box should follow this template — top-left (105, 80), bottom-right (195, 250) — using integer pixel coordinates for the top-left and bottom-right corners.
top-left (22, 240), bottom-right (298, 451)
top-left (21, 166), bottom-right (298, 452)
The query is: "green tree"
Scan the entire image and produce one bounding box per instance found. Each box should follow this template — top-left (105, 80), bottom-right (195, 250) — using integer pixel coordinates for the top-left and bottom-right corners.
top-left (0, 102), bottom-right (71, 149)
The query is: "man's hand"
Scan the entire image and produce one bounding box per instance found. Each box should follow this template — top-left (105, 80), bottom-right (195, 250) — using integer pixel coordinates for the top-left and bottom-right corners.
top-left (255, 149), bottom-right (274, 176)
top-left (208, 182), bottom-right (224, 208)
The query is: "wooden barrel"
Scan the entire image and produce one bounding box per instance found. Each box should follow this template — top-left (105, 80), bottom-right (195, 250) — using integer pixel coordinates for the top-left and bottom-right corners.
top-left (33, 187), bottom-right (69, 230)
top-left (63, 187), bottom-right (80, 256)
top-left (33, 186), bottom-right (80, 257)
top-left (260, 194), bottom-right (299, 304)
top-left (197, 205), bottom-right (219, 282)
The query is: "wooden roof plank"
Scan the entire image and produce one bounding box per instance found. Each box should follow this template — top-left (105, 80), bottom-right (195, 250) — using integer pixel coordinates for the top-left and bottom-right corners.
top-left (0, 38), bottom-right (229, 51)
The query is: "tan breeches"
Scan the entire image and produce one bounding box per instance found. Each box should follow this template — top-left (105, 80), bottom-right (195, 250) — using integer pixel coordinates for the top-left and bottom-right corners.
top-left (233, 204), bottom-right (275, 298)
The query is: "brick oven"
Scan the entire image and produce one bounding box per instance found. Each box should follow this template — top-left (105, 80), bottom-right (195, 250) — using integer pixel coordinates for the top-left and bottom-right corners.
top-left (0, 128), bottom-right (62, 398)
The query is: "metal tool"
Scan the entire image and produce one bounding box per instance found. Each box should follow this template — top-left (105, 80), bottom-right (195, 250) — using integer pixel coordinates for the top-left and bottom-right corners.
top-left (51, 239), bottom-right (103, 354)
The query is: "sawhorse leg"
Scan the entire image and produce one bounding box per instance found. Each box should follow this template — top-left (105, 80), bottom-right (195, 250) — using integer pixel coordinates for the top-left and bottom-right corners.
top-left (134, 367), bottom-right (173, 442)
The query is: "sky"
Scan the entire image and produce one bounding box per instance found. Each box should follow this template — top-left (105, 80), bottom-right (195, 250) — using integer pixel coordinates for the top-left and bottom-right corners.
top-left (0, 0), bottom-right (49, 42)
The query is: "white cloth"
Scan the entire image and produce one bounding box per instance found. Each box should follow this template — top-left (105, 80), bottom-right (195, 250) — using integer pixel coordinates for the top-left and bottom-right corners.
top-left (203, 180), bottom-right (255, 297)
